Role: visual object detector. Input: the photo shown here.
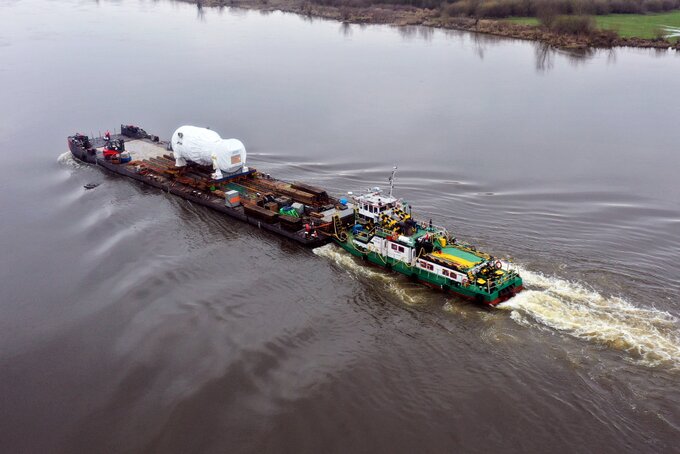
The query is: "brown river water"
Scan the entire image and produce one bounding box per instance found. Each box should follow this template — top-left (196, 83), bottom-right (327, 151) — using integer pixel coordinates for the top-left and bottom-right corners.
top-left (1, 0), bottom-right (680, 452)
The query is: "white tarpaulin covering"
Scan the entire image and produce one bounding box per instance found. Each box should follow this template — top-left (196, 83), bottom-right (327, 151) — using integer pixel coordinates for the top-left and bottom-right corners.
top-left (171, 125), bottom-right (246, 176)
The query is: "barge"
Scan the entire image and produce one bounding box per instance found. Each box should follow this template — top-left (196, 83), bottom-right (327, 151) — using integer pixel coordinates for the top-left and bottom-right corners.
top-left (68, 125), bottom-right (522, 306)
top-left (67, 125), bottom-right (349, 247)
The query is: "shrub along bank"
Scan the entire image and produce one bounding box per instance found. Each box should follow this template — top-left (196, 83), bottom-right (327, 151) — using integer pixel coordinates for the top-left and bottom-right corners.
top-left (191, 0), bottom-right (680, 47)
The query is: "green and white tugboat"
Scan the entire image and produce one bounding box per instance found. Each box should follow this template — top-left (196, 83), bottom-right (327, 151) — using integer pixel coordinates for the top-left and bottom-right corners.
top-left (331, 168), bottom-right (523, 306)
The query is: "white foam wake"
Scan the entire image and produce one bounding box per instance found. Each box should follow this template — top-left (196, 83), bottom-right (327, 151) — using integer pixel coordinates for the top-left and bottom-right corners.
top-left (313, 244), bottom-right (680, 369)
top-left (57, 151), bottom-right (84, 168)
top-left (313, 244), bottom-right (424, 305)
top-left (498, 267), bottom-right (680, 369)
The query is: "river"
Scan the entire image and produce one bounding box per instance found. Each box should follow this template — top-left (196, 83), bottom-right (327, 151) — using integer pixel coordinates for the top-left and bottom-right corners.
top-left (1, 0), bottom-right (679, 452)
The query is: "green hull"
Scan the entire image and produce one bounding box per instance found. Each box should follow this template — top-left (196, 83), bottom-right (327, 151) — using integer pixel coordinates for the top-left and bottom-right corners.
top-left (333, 236), bottom-right (523, 306)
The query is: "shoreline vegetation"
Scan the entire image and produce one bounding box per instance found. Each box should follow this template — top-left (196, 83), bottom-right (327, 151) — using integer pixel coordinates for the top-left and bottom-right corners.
top-left (188, 0), bottom-right (680, 49)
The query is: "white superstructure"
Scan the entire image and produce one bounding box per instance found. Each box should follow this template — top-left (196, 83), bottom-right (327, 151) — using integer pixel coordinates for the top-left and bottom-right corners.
top-left (354, 189), bottom-right (399, 222)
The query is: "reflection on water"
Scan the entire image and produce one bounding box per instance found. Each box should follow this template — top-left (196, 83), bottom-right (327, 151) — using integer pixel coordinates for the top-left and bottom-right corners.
top-left (2, 0), bottom-right (680, 452)
top-left (397, 24), bottom-right (435, 41)
top-left (339, 21), bottom-right (352, 37)
top-left (533, 42), bottom-right (598, 71)
top-left (196, 1), bottom-right (205, 21)
top-left (339, 21), bottom-right (678, 72)
top-left (390, 22), bottom-right (605, 71)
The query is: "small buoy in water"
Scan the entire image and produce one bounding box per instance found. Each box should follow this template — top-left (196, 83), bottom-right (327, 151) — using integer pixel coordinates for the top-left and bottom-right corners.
top-left (84, 183), bottom-right (99, 190)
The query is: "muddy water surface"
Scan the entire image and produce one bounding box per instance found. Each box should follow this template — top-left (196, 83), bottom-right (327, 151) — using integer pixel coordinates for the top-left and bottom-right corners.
top-left (1, 0), bottom-right (680, 452)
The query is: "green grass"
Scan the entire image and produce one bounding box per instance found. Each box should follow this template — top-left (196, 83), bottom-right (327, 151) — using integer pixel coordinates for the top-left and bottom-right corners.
top-left (504, 17), bottom-right (540, 26)
top-left (596, 11), bottom-right (680, 38)
top-left (505, 11), bottom-right (680, 39)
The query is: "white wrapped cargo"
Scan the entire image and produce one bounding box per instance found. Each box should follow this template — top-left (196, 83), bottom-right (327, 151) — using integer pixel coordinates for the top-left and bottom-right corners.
top-left (171, 125), bottom-right (246, 179)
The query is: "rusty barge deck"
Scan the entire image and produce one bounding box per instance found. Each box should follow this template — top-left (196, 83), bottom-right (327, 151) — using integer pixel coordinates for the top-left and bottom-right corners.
top-left (68, 126), bottom-right (353, 246)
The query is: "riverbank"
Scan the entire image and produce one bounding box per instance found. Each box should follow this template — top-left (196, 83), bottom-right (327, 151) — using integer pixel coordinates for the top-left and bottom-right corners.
top-left (190, 0), bottom-right (680, 49)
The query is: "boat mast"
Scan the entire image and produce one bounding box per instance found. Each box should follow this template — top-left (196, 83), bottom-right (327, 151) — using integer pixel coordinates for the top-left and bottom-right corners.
top-left (388, 165), bottom-right (398, 198)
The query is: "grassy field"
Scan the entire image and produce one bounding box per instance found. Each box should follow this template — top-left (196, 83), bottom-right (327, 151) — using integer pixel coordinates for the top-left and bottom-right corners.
top-left (506, 11), bottom-right (680, 39)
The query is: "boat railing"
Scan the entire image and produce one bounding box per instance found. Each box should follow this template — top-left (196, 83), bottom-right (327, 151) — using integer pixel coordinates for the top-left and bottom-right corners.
top-left (467, 267), bottom-right (520, 294)
top-left (374, 226), bottom-right (399, 238)
top-left (420, 223), bottom-right (449, 238)
top-left (355, 226), bottom-right (376, 242)
top-left (491, 269), bottom-right (519, 289)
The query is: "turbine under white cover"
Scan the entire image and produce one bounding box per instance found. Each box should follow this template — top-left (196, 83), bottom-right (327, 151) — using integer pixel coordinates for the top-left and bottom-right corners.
top-left (171, 125), bottom-right (246, 175)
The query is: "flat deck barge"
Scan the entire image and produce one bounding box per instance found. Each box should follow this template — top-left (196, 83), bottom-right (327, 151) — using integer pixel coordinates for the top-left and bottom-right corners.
top-left (68, 125), bottom-right (353, 247)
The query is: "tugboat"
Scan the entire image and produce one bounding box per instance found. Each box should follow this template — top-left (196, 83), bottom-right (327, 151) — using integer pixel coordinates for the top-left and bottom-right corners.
top-left (329, 168), bottom-right (523, 306)
top-left (67, 125), bottom-right (522, 306)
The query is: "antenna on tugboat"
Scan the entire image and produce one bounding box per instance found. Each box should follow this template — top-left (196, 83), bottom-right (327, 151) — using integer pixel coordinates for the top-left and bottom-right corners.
top-left (388, 165), bottom-right (398, 198)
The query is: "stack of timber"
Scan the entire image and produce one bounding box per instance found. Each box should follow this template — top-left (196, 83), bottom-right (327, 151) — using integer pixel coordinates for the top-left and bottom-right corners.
top-left (244, 203), bottom-right (279, 223)
top-left (253, 178), bottom-right (324, 207)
